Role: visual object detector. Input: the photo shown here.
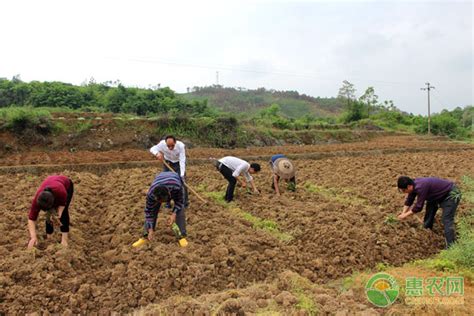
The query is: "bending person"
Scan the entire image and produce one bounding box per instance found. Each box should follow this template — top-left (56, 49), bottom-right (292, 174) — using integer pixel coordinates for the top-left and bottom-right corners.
top-left (149, 135), bottom-right (188, 208)
top-left (27, 175), bottom-right (74, 249)
top-left (214, 156), bottom-right (260, 202)
top-left (269, 154), bottom-right (296, 196)
top-left (133, 172), bottom-right (187, 247)
top-left (397, 176), bottom-right (461, 248)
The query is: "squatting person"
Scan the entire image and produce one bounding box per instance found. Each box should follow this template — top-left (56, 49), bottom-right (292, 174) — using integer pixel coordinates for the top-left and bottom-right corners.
top-left (149, 135), bottom-right (188, 208)
top-left (214, 156), bottom-right (260, 202)
top-left (397, 176), bottom-right (461, 248)
top-left (133, 171), bottom-right (187, 247)
top-left (269, 154), bottom-right (296, 196)
top-left (27, 175), bottom-right (74, 248)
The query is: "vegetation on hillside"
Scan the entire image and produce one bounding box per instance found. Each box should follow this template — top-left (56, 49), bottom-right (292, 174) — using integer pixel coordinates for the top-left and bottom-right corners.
top-left (0, 76), bottom-right (211, 116)
top-left (0, 77), bottom-right (471, 144)
top-left (336, 80), bottom-right (472, 139)
top-left (182, 85), bottom-right (345, 118)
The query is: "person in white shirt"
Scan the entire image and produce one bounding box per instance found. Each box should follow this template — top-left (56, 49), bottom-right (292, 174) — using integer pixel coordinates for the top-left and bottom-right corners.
top-left (214, 156), bottom-right (261, 202)
top-left (150, 135), bottom-right (188, 207)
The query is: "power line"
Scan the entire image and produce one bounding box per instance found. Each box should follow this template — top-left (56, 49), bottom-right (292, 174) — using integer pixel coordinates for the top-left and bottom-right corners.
top-left (107, 56), bottom-right (420, 87)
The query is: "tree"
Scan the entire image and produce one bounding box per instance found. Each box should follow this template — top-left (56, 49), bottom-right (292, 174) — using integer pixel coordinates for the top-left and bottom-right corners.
top-left (359, 87), bottom-right (378, 117)
top-left (259, 104), bottom-right (281, 118)
top-left (337, 80), bottom-right (356, 110)
top-left (344, 100), bottom-right (365, 122)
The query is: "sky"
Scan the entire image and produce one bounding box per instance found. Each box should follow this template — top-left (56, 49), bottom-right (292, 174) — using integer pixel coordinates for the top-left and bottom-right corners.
top-left (0, 0), bottom-right (472, 115)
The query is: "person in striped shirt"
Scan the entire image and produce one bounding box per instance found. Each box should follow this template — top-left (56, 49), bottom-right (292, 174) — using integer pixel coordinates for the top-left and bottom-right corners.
top-left (135, 172), bottom-right (187, 245)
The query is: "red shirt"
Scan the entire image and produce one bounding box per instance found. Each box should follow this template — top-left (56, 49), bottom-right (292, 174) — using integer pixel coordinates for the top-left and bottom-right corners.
top-left (29, 175), bottom-right (71, 221)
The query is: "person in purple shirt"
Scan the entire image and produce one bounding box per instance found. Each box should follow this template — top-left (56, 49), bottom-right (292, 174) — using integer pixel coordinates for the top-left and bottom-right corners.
top-left (397, 176), bottom-right (461, 247)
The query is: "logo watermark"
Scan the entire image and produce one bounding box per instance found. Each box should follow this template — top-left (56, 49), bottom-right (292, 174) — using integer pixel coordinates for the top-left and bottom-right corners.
top-left (365, 273), bottom-right (400, 307)
top-left (366, 273), bottom-right (465, 307)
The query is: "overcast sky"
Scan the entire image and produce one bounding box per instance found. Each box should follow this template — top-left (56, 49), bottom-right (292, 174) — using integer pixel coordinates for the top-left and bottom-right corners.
top-left (0, 0), bottom-right (472, 115)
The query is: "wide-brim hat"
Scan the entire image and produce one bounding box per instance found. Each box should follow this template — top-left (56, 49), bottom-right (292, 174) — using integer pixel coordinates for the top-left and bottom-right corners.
top-left (273, 158), bottom-right (295, 179)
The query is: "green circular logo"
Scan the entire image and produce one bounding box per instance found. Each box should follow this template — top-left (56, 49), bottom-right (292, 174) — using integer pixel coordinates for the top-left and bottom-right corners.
top-left (365, 273), bottom-right (399, 307)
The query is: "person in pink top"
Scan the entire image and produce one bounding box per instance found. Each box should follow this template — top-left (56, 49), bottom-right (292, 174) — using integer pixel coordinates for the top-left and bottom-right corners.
top-left (27, 175), bottom-right (74, 249)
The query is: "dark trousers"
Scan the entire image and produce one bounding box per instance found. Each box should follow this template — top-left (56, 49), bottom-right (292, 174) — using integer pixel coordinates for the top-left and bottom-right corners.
top-left (46, 180), bottom-right (73, 234)
top-left (423, 186), bottom-right (461, 247)
top-left (218, 164), bottom-right (237, 202)
top-left (142, 207), bottom-right (187, 237)
top-left (163, 161), bottom-right (189, 208)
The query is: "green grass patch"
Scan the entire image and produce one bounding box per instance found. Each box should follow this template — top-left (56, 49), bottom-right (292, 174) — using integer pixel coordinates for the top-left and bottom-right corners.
top-left (204, 190), bottom-right (293, 242)
top-left (74, 120), bottom-right (94, 134)
top-left (238, 211), bottom-right (293, 242)
top-left (287, 273), bottom-right (319, 315)
top-left (461, 175), bottom-right (474, 204)
top-left (295, 293), bottom-right (317, 315)
top-left (203, 191), bottom-right (228, 207)
top-left (0, 107), bottom-right (54, 134)
top-left (303, 181), bottom-right (366, 206)
top-left (375, 262), bottom-right (390, 272)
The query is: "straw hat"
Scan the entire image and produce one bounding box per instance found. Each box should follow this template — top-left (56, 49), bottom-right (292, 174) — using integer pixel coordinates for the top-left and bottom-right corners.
top-left (273, 158), bottom-right (295, 179)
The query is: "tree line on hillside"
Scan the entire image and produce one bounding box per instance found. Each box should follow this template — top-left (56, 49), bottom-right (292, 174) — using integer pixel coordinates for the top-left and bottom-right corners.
top-left (0, 76), bottom-right (471, 139)
top-left (337, 80), bottom-right (473, 138)
top-left (0, 76), bottom-right (210, 116)
top-left (187, 85), bottom-right (344, 113)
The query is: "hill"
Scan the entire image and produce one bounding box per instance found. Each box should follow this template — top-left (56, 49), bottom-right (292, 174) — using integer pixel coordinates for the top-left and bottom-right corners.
top-left (181, 85), bottom-right (345, 119)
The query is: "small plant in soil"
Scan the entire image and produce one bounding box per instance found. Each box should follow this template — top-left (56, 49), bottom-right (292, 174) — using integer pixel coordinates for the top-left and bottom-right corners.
top-left (384, 214), bottom-right (399, 226)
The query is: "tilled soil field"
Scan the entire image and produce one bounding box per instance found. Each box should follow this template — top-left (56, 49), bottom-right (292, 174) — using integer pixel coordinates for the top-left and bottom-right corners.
top-left (0, 135), bottom-right (471, 166)
top-left (0, 138), bottom-right (473, 314)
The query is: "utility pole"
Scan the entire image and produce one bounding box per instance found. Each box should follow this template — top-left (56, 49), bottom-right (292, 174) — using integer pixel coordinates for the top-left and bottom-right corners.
top-left (421, 82), bottom-right (435, 135)
top-left (216, 71), bottom-right (219, 86)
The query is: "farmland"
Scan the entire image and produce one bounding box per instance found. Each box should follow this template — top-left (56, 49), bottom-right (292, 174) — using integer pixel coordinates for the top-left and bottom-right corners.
top-left (0, 136), bottom-right (473, 314)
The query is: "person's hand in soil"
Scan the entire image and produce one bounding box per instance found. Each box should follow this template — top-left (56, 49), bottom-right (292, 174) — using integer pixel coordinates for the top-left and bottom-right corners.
top-left (27, 237), bottom-right (37, 249)
top-left (397, 210), bottom-right (413, 220)
top-left (168, 212), bottom-right (176, 226)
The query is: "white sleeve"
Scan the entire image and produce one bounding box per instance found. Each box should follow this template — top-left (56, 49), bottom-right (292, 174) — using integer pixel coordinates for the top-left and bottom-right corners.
top-left (233, 162), bottom-right (252, 182)
top-left (179, 143), bottom-right (186, 177)
top-left (150, 141), bottom-right (164, 156)
top-left (243, 171), bottom-right (253, 182)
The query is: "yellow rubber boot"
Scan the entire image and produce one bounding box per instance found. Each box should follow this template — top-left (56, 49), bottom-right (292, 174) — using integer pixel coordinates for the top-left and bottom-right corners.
top-left (132, 238), bottom-right (148, 248)
top-left (178, 238), bottom-right (188, 247)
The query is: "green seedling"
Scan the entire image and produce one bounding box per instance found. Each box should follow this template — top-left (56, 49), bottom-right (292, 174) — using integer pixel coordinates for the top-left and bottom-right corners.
top-left (383, 214), bottom-right (399, 225)
top-left (449, 188), bottom-right (462, 203)
top-left (287, 181), bottom-right (296, 192)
